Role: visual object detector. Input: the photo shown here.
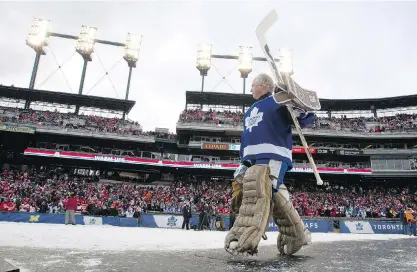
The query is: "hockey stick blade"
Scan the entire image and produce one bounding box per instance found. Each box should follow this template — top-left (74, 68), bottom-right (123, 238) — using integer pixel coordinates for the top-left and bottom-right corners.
top-left (255, 10), bottom-right (286, 92)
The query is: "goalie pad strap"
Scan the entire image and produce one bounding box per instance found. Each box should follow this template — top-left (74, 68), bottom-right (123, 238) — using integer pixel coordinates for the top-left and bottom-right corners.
top-left (225, 165), bottom-right (271, 253)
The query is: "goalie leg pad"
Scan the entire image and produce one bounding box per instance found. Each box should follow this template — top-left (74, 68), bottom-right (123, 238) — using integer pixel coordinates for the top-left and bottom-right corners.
top-left (231, 181), bottom-right (243, 214)
top-left (273, 184), bottom-right (311, 255)
top-left (224, 165), bottom-right (271, 255)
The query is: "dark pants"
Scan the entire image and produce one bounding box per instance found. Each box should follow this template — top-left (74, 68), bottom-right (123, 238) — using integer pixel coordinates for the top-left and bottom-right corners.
top-left (230, 213), bottom-right (236, 230)
top-left (182, 217), bottom-right (190, 230)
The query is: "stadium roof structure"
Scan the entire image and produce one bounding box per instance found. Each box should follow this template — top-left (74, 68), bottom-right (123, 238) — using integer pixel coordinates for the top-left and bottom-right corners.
top-left (0, 85), bottom-right (135, 113)
top-left (185, 91), bottom-right (417, 111)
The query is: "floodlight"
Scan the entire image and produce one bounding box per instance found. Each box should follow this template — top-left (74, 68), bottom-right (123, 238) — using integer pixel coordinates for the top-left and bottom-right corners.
top-left (238, 46), bottom-right (253, 78)
top-left (26, 18), bottom-right (50, 52)
top-left (196, 44), bottom-right (212, 75)
top-left (76, 25), bottom-right (97, 58)
top-left (279, 48), bottom-right (293, 75)
top-left (124, 33), bottom-right (143, 66)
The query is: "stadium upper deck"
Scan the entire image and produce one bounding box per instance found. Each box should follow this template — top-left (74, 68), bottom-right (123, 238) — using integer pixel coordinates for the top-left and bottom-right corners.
top-left (176, 91), bottom-right (417, 139)
top-left (182, 90), bottom-right (417, 112)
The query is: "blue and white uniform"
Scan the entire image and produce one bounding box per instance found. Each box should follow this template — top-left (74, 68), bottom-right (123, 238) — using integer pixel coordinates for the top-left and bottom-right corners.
top-left (235, 92), bottom-right (315, 191)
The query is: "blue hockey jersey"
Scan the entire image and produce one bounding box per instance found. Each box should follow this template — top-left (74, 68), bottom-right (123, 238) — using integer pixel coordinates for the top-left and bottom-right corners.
top-left (240, 94), bottom-right (315, 169)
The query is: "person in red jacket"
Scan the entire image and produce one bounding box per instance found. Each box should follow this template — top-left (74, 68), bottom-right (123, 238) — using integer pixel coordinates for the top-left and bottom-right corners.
top-left (65, 193), bottom-right (78, 225)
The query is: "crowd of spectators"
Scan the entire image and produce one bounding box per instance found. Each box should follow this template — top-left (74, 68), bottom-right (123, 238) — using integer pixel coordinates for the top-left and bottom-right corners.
top-left (0, 169), bottom-right (231, 218)
top-left (0, 107), bottom-right (176, 140)
top-left (179, 109), bottom-right (417, 134)
top-left (1, 106), bottom-right (417, 140)
top-left (0, 169), bottom-right (416, 220)
top-left (290, 182), bottom-right (417, 218)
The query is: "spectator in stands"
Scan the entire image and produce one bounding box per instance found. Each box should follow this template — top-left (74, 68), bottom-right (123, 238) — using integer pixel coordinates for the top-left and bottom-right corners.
top-left (411, 210), bottom-right (417, 236)
top-left (65, 192), bottom-right (78, 225)
top-left (405, 208), bottom-right (415, 236)
top-left (400, 208), bottom-right (408, 235)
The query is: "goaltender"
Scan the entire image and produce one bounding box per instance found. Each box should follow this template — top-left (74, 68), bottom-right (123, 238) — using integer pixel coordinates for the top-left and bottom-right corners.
top-left (225, 73), bottom-right (315, 256)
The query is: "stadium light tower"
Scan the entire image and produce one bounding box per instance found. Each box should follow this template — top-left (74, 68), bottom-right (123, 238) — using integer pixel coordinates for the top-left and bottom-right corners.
top-left (238, 46), bottom-right (253, 94)
top-left (196, 44), bottom-right (212, 93)
top-left (279, 48), bottom-right (293, 75)
top-left (26, 18), bottom-right (50, 90)
top-left (123, 33), bottom-right (143, 120)
top-left (76, 25), bottom-right (98, 95)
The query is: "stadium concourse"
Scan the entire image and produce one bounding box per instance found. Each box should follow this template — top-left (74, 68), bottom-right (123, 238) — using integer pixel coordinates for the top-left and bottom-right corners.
top-left (2, 86), bottom-right (417, 271)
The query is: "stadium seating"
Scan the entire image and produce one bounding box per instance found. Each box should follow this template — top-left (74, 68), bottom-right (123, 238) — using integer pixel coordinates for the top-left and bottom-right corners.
top-left (0, 107), bottom-right (176, 140)
top-left (179, 109), bottom-right (417, 134)
top-left (2, 106), bottom-right (417, 140)
top-left (0, 169), bottom-right (415, 219)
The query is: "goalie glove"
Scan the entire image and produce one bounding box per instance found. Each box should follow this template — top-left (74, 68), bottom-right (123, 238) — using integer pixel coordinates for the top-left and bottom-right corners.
top-left (274, 91), bottom-right (309, 118)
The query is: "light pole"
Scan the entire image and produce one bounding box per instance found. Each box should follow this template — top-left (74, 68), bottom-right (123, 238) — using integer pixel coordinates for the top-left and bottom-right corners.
top-left (196, 44), bottom-right (212, 109)
top-left (74, 25), bottom-right (97, 114)
top-left (75, 25), bottom-right (97, 95)
top-left (194, 44), bottom-right (280, 111)
top-left (25, 17), bottom-right (139, 116)
top-left (123, 33), bottom-right (143, 120)
top-left (237, 46), bottom-right (253, 95)
top-left (26, 18), bottom-right (50, 109)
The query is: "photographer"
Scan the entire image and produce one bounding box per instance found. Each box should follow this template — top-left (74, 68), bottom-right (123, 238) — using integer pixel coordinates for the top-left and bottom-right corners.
top-left (199, 204), bottom-right (209, 230)
top-left (182, 202), bottom-right (191, 230)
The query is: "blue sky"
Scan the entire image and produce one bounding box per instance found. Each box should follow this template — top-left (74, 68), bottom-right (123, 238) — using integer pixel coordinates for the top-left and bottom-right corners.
top-left (0, 1), bottom-right (416, 132)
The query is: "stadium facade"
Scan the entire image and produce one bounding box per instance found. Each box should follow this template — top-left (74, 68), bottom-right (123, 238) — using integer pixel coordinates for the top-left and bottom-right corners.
top-left (0, 85), bottom-right (416, 184)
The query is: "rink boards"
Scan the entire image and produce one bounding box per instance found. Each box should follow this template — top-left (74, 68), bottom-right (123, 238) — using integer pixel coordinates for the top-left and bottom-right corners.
top-left (0, 212), bottom-right (405, 234)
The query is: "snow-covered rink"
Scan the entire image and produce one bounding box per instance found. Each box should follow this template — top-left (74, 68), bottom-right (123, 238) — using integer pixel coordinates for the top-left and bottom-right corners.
top-left (0, 222), bottom-right (415, 272)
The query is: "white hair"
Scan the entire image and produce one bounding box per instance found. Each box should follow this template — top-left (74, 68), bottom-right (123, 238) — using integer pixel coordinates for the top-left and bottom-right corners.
top-left (253, 73), bottom-right (275, 90)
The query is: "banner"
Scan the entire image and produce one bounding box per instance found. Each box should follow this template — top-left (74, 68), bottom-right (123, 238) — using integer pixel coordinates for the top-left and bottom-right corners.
top-left (340, 220), bottom-right (403, 234)
top-left (0, 212), bottom-right (405, 235)
top-left (201, 143), bottom-right (229, 150)
top-left (23, 148), bottom-right (372, 175)
top-left (0, 212), bottom-right (83, 225)
top-left (337, 150), bottom-right (363, 156)
top-left (83, 216), bottom-right (103, 225)
top-left (140, 214), bottom-right (199, 229)
top-left (0, 212), bottom-right (137, 227)
top-left (267, 219), bottom-right (333, 233)
top-left (0, 123), bottom-right (36, 134)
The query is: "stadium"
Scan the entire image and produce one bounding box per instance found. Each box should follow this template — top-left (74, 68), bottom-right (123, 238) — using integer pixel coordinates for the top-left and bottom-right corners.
top-left (1, 5), bottom-right (417, 272)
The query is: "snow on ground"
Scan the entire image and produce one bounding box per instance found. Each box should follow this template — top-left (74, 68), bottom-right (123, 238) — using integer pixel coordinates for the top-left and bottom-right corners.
top-left (0, 222), bottom-right (412, 252)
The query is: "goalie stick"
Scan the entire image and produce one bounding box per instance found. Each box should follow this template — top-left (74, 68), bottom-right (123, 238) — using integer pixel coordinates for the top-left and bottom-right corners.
top-left (255, 9), bottom-right (323, 186)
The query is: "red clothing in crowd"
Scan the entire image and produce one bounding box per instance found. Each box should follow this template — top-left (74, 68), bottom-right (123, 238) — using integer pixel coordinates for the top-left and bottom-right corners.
top-left (65, 197), bottom-right (78, 210)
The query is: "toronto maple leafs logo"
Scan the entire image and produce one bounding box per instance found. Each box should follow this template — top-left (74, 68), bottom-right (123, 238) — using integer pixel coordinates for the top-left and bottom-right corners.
top-left (355, 222), bottom-right (363, 231)
top-left (245, 107), bottom-right (263, 132)
top-left (167, 216), bottom-right (177, 227)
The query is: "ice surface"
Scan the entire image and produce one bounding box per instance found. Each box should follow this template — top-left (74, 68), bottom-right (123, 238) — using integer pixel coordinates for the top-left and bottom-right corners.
top-left (0, 222), bottom-right (410, 252)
